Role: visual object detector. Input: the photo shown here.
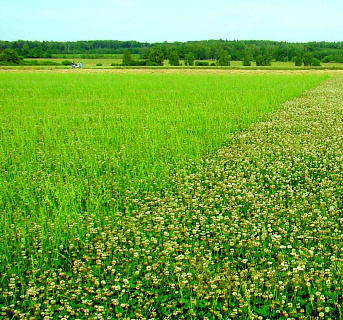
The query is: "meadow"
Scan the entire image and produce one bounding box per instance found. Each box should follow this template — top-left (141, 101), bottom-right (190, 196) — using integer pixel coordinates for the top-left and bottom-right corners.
top-left (1, 71), bottom-right (342, 319)
top-left (22, 58), bottom-right (343, 69)
top-left (0, 72), bottom-right (327, 214)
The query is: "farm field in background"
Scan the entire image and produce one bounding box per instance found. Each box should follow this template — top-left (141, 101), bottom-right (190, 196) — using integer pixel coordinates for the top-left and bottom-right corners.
top-left (2, 71), bottom-right (343, 319)
top-left (48, 58), bottom-right (123, 67)
top-left (22, 58), bottom-right (343, 68)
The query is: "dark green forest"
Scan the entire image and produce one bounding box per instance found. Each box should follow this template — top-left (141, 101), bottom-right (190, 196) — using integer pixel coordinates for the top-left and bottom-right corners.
top-left (1, 39), bottom-right (343, 63)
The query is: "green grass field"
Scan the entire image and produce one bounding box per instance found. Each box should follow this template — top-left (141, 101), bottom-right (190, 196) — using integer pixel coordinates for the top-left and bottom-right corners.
top-left (2, 71), bottom-right (343, 319)
top-left (0, 72), bottom-right (327, 212)
top-left (49, 58), bottom-right (123, 67)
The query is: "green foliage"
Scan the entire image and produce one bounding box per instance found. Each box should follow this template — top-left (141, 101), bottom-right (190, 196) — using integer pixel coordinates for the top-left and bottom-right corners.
top-left (194, 61), bottom-right (209, 66)
top-left (122, 48), bottom-right (133, 66)
top-left (256, 55), bottom-right (264, 66)
top-left (322, 55), bottom-right (334, 63)
top-left (303, 52), bottom-right (314, 66)
top-left (120, 49), bottom-right (149, 66)
top-left (20, 43), bottom-right (30, 58)
top-left (242, 54), bottom-right (251, 66)
top-left (146, 61), bottom-right (159, 66)
top-left (312, 58), bottom-right (321, 66)
top-left (184, 52), bottom-right (195, 66)
top-left (0, 48), bottom-right (21, 65)
top-left (139, 47), bottom-right (150, 59)
top-left (217, 49), bottom-right (230, 66)
top-left (301, 53), bottom-right (321, 67)
top-left (130, 60), bottom-right (149, 66)
top-left (256, 53), bottom-right (272, 66)
top-left (61, 60), bottom-right (73, 66)
top-left (148, 46), bottom-right (164, 66)
top-left (23, 60), bottom-right (61, 66)
top-left (28, 47), bottom-right (43, 58)
top-left (294, 53), bottom-right (303, 66)
top-left (96, 63), bottom-right (103, 66)
top-left (4, 39), bottom-right (343, 64)
top-left (43, 50), bottom-right (53, 58)
top-left (264, 53), bottom-right (272, 66)
top-left (168, 50), bottom-right (179, 66)
top-left (77, 53), bottom-right (124, 59)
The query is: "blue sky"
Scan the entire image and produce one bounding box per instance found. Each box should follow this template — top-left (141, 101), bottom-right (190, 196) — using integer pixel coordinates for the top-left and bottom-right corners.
top-left (1, 0), bottom-right (342, 43)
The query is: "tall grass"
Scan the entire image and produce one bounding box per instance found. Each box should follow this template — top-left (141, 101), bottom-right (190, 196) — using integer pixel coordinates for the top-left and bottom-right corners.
top-left (0, 73), bottom-right (327, 217)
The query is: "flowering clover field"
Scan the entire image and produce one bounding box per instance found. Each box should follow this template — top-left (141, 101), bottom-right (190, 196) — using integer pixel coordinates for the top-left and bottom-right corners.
top-left (1, 73), bottom-right (343, 319)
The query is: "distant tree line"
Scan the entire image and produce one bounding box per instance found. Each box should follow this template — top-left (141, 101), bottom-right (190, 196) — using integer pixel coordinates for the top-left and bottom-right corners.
top-left (1, 39), bottom-right (343, 65)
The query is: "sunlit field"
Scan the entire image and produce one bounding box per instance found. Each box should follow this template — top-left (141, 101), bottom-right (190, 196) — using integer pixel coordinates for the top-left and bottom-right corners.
top-left (1, 71), bottom-right (343, 319)
top-left (0, 72), bottom-right (327, 213)
top-left (22, 58), bottom-right (343, 68)
top-left (48, 58), bottom-right (123, 67)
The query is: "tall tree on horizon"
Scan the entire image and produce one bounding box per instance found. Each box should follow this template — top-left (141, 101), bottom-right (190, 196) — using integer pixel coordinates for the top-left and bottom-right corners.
top-left (184, 52), bottom-right (195, 66)
top-left (217, 49), bottom-right (230, 66)
top-left (168, 50), bottom-right (180, 66)
top-left (295, 53), bottom-right (303, 66)
top-left (149, 46), bottom-right (164, 66)
top-left (122, 49), bottom-right (133, 66)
